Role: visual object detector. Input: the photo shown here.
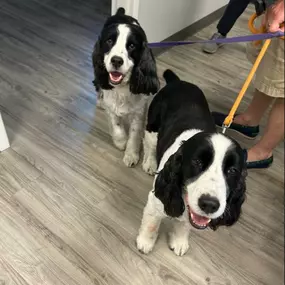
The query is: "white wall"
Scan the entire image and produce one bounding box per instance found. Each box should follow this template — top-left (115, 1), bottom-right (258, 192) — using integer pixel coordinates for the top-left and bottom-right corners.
top-left (112, 0), bottom-right (228, 42)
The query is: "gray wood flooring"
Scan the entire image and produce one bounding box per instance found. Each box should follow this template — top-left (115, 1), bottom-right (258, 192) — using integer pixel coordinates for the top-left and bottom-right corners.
top-left (0, 1), bottom-right (283, 284)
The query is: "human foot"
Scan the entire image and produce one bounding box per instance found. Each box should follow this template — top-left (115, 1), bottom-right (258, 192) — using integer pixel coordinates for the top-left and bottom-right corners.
top-left (244, 148), bottom-right (273, 169)
top-left (211, 112), bottom-right (259, 139)
top-left (233, 114), bottom-right (259, 127)
top-left (247, 147), bottom-right (272, 162)
top-left (203, 32), bottom-right (226, 54)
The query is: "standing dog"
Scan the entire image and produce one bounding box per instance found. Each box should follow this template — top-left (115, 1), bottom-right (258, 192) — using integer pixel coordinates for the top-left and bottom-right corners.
top-left (137, 70), bottom-right (247, 256)
top-left (92, 8), bottom-right (159, 167)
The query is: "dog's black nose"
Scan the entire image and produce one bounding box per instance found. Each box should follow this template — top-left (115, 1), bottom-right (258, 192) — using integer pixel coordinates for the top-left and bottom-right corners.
top-left (198, 194), bottom-right (220, 214)
top-left (111, 56), bottom-right (124, 68)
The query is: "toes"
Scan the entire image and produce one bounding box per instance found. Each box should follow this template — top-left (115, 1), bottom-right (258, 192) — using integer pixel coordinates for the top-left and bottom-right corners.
top-left (123, 152), bottom-right (140, 167)
top-left (136, 235), bottom-right (156, 254)
top-left (168, 235), bottom-right (189, 256)
top-left (142, 157), bottom-right (157, 175)
top-left (173, 243), bottom-right (189, 256)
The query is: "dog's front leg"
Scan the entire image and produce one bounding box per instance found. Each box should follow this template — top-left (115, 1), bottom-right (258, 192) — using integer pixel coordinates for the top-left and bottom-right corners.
top-left (168, 219), bottom-right (190, 256)
top-left (123, 112), bottom-right (144, 167)
top-left (96, 88), bottom-right (105, 110)
top-left (107, 110), bottom-right (127, 151)
top-left (136, 191), bottom-right (164, 254)
top-left (142, 130), bottom-right (158, 175)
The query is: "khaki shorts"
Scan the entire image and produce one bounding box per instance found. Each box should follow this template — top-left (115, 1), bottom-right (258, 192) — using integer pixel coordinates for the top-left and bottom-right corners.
top-left (246, 37), bottom-right (284, 98)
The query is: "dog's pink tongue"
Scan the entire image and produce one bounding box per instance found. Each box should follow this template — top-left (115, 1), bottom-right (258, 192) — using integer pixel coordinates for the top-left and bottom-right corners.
top-left (109, 72), bottom-right (122, 82)
top-left (191, 211), bottom-right (210, 225)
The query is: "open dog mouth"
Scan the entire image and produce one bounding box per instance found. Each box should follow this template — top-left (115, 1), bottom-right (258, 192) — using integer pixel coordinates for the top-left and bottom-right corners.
top-left (109, 72), bottom-right (124, 85)
top-left (187, 205), bottom-right (211, 230)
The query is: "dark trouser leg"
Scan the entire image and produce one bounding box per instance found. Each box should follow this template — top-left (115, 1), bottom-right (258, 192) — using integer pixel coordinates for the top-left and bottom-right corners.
top-left (217, 0), bottom-right (251, 36)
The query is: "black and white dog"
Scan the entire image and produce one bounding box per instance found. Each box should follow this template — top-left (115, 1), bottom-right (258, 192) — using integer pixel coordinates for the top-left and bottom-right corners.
top-left (137, 70), bottom-right (247, 256)
top-left (92, 8), bottom-right (159, 167)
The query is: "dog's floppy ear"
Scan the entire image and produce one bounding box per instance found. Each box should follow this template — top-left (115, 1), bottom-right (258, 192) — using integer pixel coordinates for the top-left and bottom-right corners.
top-left (210, 168), bottom-right (247, 230)
top-left (154, 149), bottom-right (185, 217)
top-left (130, 43), bottom-right (160, 95)
top-left (116, 7), bottom-right (125, 15)
top-left (92, 40), bottom-right (113, 90)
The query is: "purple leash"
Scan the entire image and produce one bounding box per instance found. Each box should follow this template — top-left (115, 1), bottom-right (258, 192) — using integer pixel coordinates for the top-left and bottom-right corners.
top-left (148, 31), bottom-right (284, 48)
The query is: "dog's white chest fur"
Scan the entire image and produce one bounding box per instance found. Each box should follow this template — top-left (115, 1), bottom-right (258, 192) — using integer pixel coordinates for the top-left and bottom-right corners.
top-left (103, 86), bottom-right (147, 117)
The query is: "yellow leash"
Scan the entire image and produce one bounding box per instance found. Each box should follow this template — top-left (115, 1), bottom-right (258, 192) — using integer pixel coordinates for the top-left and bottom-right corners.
top-left (222, 13), bottom-right (284, 134)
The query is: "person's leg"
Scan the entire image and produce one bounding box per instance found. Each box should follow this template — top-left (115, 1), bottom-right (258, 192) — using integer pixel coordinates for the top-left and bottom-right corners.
top-left (247, 98), bottom-right (284, 162)
top-left (233, 89), bottom-right (274, 126)
top-left (217, 0), bottom-right (251, 36)
top-left (203, 0), bottom-right (251, 53)
top-left (212, 38), bottom-right (284, 167)
top-left (246, 38), bottom-right (284, 163)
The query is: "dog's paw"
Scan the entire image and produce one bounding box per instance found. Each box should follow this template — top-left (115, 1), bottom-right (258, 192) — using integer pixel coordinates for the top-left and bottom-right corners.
top-left (114, 138), bottom-right (127, 151)
top-left (168, 233), bottom-right (189, 256)
top-left (112, 126), bottom-right (127, 151)
top-left (136, 234), bottom-right (156, 254)
top-left (113, 132), bottom-right (127, 151)
top-left (142, 155), bottom-right (157, 175)
top-left (123, 151), bottom-right (140, 167)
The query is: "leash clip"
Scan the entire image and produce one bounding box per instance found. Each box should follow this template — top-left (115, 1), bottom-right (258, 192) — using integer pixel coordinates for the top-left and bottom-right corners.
top-left (222, 116), bottom-right (233, 134)
top-left (221, 124), bottom-right (229, 134)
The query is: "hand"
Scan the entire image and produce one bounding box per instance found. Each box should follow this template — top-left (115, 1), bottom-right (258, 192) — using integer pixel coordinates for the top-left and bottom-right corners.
top-left (263, 0), bottom-right (284, 32)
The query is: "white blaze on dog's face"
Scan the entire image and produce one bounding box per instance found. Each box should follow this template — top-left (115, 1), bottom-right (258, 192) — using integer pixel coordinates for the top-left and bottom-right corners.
top-left (92, 8), bottom-right (159, 95)
top-left (103, 24), bottom-right (135, 85)
top-left (155, 131), bottom-right (245, 229)
top-left (185, 134), bottom-right (233, 229)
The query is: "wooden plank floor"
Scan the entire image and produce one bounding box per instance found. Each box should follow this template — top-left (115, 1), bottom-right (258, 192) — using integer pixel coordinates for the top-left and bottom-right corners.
top-left (0, 1), bottom-right (283, 284)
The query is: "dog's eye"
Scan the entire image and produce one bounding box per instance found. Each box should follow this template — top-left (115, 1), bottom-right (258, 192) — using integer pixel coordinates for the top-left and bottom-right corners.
top-left (128, 43), bottom-right (135, 51)
top-left (106, 39), bottom-right (113, 45)
top-left (227, 167), bottom-right (237, 175)
top-left (193, 159), bottom-right (203, 169)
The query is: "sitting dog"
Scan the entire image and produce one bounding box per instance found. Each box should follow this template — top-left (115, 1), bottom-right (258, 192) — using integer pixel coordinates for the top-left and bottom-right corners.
top-left (137, 70), bottom-right (247, 256)
top-left (92, 8), bottom-right (159, 167)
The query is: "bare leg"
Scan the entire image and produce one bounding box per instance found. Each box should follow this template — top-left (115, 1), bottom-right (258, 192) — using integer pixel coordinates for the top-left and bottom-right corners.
top-left (248, 98), bottom-right (284, 161)
top-left (107, 110), bottom-right (127, 151)
top-left (234, 89), bottom-right (274, 126)
top-left (136, 191), bottom-right (165, 254)
top-left (233, 88), bottom-right (284, 161)
top-left (123, 114), bottom-right (144, 167)
top-left (168, 220), bottom-right (190, 256)
top-left (142, 130), bottom-right (158, 175)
